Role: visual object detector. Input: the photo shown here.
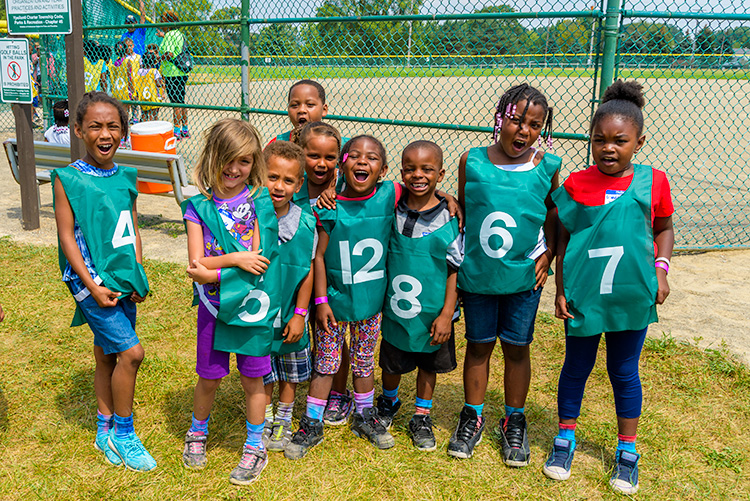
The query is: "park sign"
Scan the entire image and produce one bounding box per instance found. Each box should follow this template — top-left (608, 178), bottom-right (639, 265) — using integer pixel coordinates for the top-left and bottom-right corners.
top-left (0, 39), bottom-right (32, 103)
top-left (5, 0), bottom-right (72, 34)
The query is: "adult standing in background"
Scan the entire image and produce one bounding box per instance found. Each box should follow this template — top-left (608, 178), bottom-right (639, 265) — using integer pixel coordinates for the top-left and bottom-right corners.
top-left (158, 10), bottom-right (190, 140)
top-left (121, 0), bottom-right (148, 56)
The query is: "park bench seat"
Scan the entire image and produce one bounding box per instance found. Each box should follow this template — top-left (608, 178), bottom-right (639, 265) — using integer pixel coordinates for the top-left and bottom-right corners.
top-left (4, 139), bottom-right (198, 205)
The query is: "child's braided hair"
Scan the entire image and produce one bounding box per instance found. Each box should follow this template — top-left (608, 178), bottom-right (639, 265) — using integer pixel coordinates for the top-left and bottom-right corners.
top-left (591, 80), bottom-right (645, 135)
top-left (492, 83), bottom-right (554, 149)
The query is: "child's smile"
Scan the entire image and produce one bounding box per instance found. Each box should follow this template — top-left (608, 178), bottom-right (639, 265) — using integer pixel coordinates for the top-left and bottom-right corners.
top-left (341, 137), bottom-right (387, 197)
top-left (304, 135), bottom-right (338, 187)
top-left (75, 102), bottom-right (123, 170)
top-left (219, 155), bottom-right (253, 198)
top-left (401, 147), bottom-right (443, 199)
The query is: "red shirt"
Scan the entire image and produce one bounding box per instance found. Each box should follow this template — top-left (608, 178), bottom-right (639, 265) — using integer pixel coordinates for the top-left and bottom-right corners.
top-left (563, 165), bottom-right (674, 227)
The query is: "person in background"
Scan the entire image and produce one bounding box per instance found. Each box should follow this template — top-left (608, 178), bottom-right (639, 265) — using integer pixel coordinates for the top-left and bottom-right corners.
top-left (158, 10), bottom-right (190, 140)
top-left (120, 0), bottom-right (147, 56)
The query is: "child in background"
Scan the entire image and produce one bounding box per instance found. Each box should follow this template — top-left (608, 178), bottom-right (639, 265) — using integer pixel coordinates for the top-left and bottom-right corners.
top-left (285, 135), bottom-right (401, 459)
top-left (453, 84), bottom-right (560, 464)
top-left (181, 118), bottom-right (277, 485)
top-left (544, 80), bottom-right (674, 494)
top-left (261, 141), bottom-right (317, 452)
top-left (83, 41), bottom-right (108, 93)
top-left (44, 100), bottom-right (71, 145)
top-left (293, 121), bottom-right (354, 425)
top-left (376, 140), bottom-right (462, 451)
top-left (51, 92), bottom-right (155, 471)
top-left (108, 42), bottom-right (135, 118)
top-left (271, 80), bottom-right (328, 144)
top-left (134, 51), bottom-right (165, 122)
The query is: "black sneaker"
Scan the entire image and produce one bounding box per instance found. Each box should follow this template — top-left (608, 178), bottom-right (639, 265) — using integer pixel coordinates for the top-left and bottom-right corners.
top-left (375, 395), bottom-right (401, 429)
top-left (500, 412), bottom-right (530, 467)
top-left (351, 407), bottom-right (395, 449)
top-left (409, 414), bottom-right (436, 452)
top-left (447, 406), bottom-right (485, 459)
top-left (283, 415), bottom-right (324, 460)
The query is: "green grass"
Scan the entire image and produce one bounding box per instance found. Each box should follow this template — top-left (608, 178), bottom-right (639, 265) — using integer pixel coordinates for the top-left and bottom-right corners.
top-left (1, 236), bottom-right (749, 499)
top-left (189, 64), bottom-right (750, 83)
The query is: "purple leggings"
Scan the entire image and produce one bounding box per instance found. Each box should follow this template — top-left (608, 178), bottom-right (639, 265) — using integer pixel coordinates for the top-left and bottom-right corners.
top-left (557, 326), bottom-right (648, 420)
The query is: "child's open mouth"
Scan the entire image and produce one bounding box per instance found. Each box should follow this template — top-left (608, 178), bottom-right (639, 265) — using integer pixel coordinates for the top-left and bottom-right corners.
top-left (97, 144), bottom-right (113, 154)
top-left (409, 182), bottom-right (428, 192)
top-left (223, 173), bottom-right (240, 181)
top-left (353, 169), bottom-right (369, 182)
top-left (512, 139), bottom-right (527, 151)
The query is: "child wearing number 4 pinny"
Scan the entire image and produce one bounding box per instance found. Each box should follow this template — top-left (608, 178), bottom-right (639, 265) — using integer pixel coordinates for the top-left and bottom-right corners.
top-left (543, 80), bottom-right (674, 495)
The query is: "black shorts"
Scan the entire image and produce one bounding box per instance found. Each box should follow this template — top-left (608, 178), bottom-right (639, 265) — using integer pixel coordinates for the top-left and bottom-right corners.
top-left (164, 75), bottom-right (188, 104)
top-left (378, 325), bottom-right (457, 375)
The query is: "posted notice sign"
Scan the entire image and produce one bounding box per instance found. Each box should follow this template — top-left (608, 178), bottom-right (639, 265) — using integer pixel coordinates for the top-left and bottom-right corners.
top-left (0, 39), bottom-right (32, 104)
top-left (5, 0), bottom-right (72, 35)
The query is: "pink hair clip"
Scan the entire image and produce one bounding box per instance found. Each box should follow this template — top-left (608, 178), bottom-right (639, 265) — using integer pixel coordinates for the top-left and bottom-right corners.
top-left (341, 153), bottom-right (349, 164)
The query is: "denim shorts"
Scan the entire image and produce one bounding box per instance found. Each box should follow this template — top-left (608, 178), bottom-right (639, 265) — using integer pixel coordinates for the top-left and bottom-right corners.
top-left (75, 292), bottom-right (140, 355)
top-left (462, 288), bottom-right (542, 346)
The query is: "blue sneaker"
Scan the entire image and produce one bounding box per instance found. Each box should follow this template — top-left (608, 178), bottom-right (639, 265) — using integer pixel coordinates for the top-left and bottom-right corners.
top-left (108, 430), bottom-right (157, 472)
top-left (542, 437), bottom-right (575, 481)
top-left (173, 128), bottom-right (182, 141)
top-left (181, 127), bottom-right (190, 139)
top-left (609, 449), bottom-right (640, 494)
top-left (94, 432), bottom-right (122, 466)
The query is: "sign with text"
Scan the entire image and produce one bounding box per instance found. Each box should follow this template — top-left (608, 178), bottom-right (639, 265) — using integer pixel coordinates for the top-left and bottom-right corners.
top-left (5, 0), bottom-right (72, 35)
top-left (0, 39), bottom-right (32, 103)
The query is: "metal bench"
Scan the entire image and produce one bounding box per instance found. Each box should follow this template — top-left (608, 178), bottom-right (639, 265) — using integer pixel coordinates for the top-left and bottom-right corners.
top-left (3, 139), bottom-right (198, 205)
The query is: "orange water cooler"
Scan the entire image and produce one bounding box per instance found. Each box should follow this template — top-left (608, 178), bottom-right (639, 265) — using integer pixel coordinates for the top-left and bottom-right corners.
top-left (130, 121), bottom-right (178, 194)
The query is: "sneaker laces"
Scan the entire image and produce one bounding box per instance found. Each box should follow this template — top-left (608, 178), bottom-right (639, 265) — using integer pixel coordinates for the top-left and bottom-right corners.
top-left (271, 423), bottom-right (287, 441)
top-left (549, 442), bottom-right (571, 467)
top-left (456, 415), bottom-right (482, 442)
top-left (327, 394), bottom-right (343, 413)
top-left (411, 415), bottom-right (433, 437)
top-left (503, 414), bottom-right (526, 449)
top-left (187, 438), bottom-right (205, 455)
top-left (291, 418), bottom-right (313, 444)
top-left (237, 447), bottom-right (263, 469)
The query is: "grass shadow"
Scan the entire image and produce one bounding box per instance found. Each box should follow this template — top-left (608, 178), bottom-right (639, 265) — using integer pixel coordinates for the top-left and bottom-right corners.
top-left (54, 369), bottom-right (97, 432)
top-left (0, 384), bottom-right (7, 432)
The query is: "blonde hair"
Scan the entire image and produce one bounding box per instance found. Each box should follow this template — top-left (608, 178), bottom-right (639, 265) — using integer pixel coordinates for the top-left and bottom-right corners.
top-left (192, 118), bottom-right (266, 199)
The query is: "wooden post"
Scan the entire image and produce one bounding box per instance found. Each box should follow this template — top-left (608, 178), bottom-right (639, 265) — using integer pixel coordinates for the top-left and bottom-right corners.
top-left (65, 0), bottom-right (84, 161)
top-left (12, 103), bottom-right (39, 230)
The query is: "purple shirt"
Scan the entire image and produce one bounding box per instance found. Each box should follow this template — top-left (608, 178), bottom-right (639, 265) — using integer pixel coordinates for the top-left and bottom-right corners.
top-left (183, 187), bottom-right (256, 307)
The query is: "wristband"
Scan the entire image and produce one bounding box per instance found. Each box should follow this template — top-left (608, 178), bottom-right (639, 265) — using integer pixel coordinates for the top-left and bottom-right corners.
top-left (314, 296), bottom-right (328, 305)
top-left (294, 307), bottom-right (308, 317)
top-left (655, 261), bottom-right (669, 274)
top-left (216, 268), bottom-right (221, 282)
top-left (655, 257), bottom-right (671, 267)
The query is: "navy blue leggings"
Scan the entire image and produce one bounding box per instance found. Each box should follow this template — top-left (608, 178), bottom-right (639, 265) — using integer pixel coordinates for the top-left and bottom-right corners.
top-left (557, 326), bottom-right (648, 420)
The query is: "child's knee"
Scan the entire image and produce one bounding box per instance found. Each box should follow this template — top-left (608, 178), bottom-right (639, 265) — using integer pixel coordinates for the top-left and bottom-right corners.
top-left (119, 344), bottom-right (145, 369)
top-left (466, 340), bottom-right (495, 360)
top-left (502, 343), bottom-right (530, 364)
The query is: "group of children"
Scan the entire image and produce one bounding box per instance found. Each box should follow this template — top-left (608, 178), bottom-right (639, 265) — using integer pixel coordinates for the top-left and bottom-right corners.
top-left (53, 78), bottom-right (673, 494)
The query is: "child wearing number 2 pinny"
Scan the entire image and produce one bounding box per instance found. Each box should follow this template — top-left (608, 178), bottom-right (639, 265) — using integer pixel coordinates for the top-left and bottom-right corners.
top-left (543, 80), bottom-right (674, 495)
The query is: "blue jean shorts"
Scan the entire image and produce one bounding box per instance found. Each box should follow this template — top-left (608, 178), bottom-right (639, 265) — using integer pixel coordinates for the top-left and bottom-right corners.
top-left (462, 288), bottom-right (542, 346)
top-left (76, 292), bottom-right (140, 355)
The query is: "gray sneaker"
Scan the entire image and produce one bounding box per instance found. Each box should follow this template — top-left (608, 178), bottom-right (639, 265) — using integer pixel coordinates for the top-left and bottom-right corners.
top-left (323, 391), bottom-right (354, 426)
top-left (447, 406), bottom-right (485, 459)
top-left (267, 419), bottom-right (292, 452)
top-left (409, 414), bottom-right (436, 452)
top-left (261, 419), bottom-right (272, 448)
top-left (351, 407), bottom-right (395, 449)
top-left (500, 412), bottom-right (530, 467)
top-left (182, 431), bottom-right (207, 469)
top-left (229, 446), bottom-right (268, 485)
top-left (284, 415), bottom-right (324, 460)
top-left (375, 395), bottom-right (401, 429)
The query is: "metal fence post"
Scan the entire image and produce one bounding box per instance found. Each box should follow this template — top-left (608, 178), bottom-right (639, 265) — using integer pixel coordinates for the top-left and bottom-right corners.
top-left (240, 0), bottom-right (250, 120)
top-left (598, 0), bottom-right (622, 96)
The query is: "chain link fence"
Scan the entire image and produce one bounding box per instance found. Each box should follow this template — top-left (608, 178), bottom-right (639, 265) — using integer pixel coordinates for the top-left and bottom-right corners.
top-left (13, 0), bottom-right (750, 249)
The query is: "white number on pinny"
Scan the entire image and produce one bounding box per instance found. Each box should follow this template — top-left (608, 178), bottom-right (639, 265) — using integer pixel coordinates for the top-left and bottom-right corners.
top-left (588, 246), bottom-right (624, 294)
top-left (479, 211), bottom-right (516, 258)
top-left (238, 290), bottom-right (270, 324)
top-left (339, 238), bottom-right (384, 285)
top-left (111, 210), bottom-right (137, 249)
top-left (390, 274), bottom-right (423, 319)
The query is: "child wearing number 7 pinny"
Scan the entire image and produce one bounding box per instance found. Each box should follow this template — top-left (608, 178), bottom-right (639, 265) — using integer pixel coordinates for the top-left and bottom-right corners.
top-left (543, 80), bottom-right (674, 495)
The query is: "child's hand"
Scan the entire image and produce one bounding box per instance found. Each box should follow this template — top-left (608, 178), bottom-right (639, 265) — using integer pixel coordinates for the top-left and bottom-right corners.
top-left (91, 285), bottom-right (121, 308)
top-left (534, 250), bottom-right (553, 290)
top-left (130, 291), bottom-right (147, 304)
top-left (316, 188), bottom-right (337, 210)
top-left (443, 193), bottom-right (464, 231)
top-left (555, 293), bottom-right (574, 320)
top-left (316, 303), bottom-right (337, 335)
top-left (233, 251), bottom-right (270, 275)
top-left (187, 259), bottom-right (216, 284)
top-left (430, 313), bottom-right (452, 345)
top-left (283, 314), bottom-right (306, 344)
top-left (655, 268), bottom-right (670, 304)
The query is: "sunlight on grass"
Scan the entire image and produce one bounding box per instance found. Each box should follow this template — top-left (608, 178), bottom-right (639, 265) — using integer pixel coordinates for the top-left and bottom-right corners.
top-left (0, 237), bottom-right (748, 499)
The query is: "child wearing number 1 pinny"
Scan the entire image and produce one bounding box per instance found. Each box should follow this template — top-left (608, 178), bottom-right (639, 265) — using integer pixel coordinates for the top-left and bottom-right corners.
top-left (543, 80), bottom-right (674, 494)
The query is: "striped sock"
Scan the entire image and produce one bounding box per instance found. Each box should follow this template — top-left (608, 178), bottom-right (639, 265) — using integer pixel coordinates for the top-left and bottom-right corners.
top-left (96, 411), bottom-right (113, 436)
top-left (306, 396), bottom-right (327, 421)
top-left (275, 401), bottom-right (294, 423)
top-left (383, 386), bottom-right (399, 404)
top-left (264, 403), bottom-right (274, 423)
top-left (617, 434), bottom-right (637, 453)
top-left (353, 389), bottom-right (374, 415)
top-left (245, 420), bottom-right (265, 450)
top-left (464, 402), bottom-right (484, 417)
top-left (557, 422), bottom-right (577, 449)
top-left (415, 397), bottom-right (432, 415)
top-left (189, 413), bottom-right (209, 435)
top-left (113, 413), bottom-right (134, 438)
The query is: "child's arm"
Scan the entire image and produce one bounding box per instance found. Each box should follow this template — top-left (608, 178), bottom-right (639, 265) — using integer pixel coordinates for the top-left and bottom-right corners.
top-left (185, 219), bottom-right (218, 284)
top-left (54, 180), bottom-right (121, 307)
top-left (430, 270), bottom-right (458, 345)
top-left (653, 215), bottom-right (674, 304)
top-left (284, 265), bottom-right (314, 344)
top-left (535, 170), bottom-right (561, 290)
top-left (130, 201), bottom-right (147, 303)
top-left (313, 228), bottom-right (337, 334)
top-left (198, 220), bottom-right (270, 275)
top-left (457, 151), bottom-right (468, 212)
top-left (554, 222), bottom-right (574, 320)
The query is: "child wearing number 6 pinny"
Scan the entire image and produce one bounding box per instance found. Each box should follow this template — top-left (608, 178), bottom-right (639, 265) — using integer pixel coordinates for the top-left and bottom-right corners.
top-left (543, 80), bottom-right (674, 495)
top-left (181, 118), bottom-right (281, 485)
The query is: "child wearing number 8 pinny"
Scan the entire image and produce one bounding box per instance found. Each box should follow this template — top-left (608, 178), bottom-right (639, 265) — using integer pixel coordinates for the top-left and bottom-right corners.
top-left (543, 80), bottom-right (674, 494)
